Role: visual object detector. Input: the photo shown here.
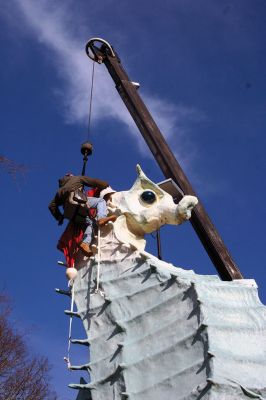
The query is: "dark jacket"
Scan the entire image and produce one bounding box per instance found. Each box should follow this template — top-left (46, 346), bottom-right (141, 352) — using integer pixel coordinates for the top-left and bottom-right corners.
top-left (48, 175), bottom-right (108, 221)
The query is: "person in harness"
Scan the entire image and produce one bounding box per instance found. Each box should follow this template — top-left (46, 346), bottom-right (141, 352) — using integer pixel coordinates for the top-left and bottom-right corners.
top-left (48, 173), bottom-right (117, 256)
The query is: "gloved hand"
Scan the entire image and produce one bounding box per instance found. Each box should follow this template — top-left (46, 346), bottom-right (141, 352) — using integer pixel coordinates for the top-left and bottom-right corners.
top-left (58, 216), bottom-right (64, 226)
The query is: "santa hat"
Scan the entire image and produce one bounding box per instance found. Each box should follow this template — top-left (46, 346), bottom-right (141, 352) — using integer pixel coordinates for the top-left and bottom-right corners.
top-left (100, 186), bottom-right (116, 199)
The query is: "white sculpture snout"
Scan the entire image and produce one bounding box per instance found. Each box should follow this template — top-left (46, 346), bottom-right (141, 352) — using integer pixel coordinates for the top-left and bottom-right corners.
top-left (176, 195), bottom-right (198, 223)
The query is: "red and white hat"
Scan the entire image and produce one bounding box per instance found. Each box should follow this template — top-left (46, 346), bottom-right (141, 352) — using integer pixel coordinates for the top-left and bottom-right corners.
top-left (100, 186), bottom-right (116, 199)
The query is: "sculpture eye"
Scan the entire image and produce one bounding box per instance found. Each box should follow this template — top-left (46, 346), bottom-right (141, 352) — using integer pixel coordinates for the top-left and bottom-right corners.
top-left (140, 190), bottom-right (156, 204)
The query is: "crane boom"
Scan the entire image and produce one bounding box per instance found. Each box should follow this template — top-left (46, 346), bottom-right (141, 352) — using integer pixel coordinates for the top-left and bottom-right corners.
top-left (85, 38), bottom-right (243, 281)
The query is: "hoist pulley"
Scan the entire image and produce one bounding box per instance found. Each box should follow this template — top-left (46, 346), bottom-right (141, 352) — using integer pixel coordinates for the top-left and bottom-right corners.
top-left (85, 37), bottom-right (115, 64)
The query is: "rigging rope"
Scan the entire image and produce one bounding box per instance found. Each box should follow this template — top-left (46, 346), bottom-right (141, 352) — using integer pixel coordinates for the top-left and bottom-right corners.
top-left (95, 227), bottom-right (101, 294)
top-left (93, 227), bottom-right (105, 297)
top-left (87, 61), bottom-right (96, 140)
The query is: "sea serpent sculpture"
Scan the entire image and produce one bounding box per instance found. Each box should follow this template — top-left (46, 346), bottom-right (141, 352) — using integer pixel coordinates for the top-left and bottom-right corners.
top-left (61, 165), bottom-right (266, 400)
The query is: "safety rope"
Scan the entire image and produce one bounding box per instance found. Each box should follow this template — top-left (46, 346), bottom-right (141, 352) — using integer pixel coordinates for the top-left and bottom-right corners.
top-left (64, 279), bottom-right (75, 370)
top-left (87, 61), bottom-right (95, 140)
top-left (93, 226), bottom-right (105, 297)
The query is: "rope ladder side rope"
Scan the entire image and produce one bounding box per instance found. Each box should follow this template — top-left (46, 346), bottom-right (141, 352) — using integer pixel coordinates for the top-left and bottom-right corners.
top-left (64, 279), bottom-right (75, 370)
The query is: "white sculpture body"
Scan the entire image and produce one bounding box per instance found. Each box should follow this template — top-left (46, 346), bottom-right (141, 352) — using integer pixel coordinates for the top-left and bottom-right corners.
top-left (66, 166), bottom-right (266, 400)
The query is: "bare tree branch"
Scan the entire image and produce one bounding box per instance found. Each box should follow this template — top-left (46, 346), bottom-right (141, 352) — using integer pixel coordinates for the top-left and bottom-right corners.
top-left (0, 155), bottom-right (28, 180)
top-left (0, 295), bottom-right (57, 400)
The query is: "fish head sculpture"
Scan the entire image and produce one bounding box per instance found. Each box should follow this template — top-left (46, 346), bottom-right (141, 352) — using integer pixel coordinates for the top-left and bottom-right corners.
top-left (110, 165), bottom-right (198, 237)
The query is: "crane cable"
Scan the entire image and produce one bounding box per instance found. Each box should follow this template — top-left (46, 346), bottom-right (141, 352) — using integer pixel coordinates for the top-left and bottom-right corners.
top-left (87, 61), bottom-right (96, 140)
top-left (63, 62), bottom-right (96, 371)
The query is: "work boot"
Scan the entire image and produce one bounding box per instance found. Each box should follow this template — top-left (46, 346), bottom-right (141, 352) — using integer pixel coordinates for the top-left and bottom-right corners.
top-left (78, 242), bottom-right (93, 257)
top-left (97, 215), bottom-right (117, 226)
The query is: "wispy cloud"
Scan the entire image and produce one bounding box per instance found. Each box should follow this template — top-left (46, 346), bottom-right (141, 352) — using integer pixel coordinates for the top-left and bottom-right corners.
top-left (1, 0), bottom-right (202, 164)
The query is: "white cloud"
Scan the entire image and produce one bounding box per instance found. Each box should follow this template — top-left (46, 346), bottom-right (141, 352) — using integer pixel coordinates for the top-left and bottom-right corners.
top-left (2, 0), bottom-right (201, 163)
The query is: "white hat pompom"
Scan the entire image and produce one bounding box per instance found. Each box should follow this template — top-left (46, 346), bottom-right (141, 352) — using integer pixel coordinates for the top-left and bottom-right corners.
top-left (66, 267), bottom-right (78, 281)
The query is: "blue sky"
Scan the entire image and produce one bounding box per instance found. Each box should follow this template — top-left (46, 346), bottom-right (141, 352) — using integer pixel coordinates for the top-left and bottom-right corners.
top-left (1, 0), bottom-right (266, 398)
